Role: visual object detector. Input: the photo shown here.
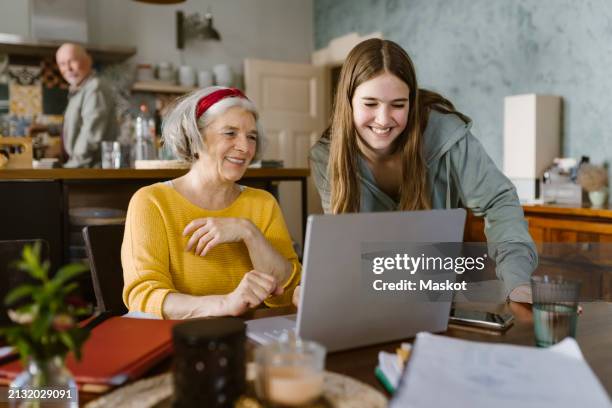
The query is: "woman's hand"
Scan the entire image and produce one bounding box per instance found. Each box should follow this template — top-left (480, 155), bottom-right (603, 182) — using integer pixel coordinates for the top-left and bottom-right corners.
top-left (292, 285), bottom-right (301, 307)
top-left (223, 270), bottom-right (283, 316)
top-left (184, 217), bottom-right (254, 256)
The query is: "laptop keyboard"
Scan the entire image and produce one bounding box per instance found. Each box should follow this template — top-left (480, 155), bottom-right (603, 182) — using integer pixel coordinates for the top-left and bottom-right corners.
top-left (262, 328), bottom-right (297, 343)
top-left (246, 314), bottom-right (298, 344)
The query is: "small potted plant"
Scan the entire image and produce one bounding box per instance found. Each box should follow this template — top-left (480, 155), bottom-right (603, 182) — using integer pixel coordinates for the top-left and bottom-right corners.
top-left (577, 164), bottom-right (609, 207)
top-left (0, 243), bottom-right (91, 406)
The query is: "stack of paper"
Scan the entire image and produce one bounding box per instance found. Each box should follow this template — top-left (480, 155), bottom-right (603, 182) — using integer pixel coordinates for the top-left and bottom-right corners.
top-left (32, 158), bottom-right (59, 169)
top-left (390, 333), bottom-right (610, 408)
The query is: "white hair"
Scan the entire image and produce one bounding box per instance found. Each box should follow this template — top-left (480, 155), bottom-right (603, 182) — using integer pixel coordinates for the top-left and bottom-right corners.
top-left (161, 86), bottom-right (266, 163)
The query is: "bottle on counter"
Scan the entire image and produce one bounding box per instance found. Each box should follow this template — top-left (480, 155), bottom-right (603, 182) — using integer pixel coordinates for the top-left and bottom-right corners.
top-left (154, 99), bottom-right (163, 138)
top-left (131, 104), bottom-right (157, 166)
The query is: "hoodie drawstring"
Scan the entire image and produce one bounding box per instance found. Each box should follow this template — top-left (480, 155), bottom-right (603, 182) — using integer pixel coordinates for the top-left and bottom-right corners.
top-left (445, 154), bottom-right (451, 209)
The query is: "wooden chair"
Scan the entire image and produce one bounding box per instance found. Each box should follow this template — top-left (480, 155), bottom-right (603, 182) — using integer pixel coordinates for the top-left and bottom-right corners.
top-left (82, 224), bottom-right (128, 316)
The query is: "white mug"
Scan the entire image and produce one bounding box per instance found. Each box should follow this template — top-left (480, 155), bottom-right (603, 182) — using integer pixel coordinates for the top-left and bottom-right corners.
top-left (178, 65), bottom-right (196, 87)
top-left (197, 70), bottom-right (213, 88)
top-left (157, 61), bottom-right (175, 83)
top-left (213, 64), bottom-right (233, 87)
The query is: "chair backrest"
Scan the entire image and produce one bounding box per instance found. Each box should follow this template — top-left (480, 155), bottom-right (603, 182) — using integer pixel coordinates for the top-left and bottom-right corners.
top-left (0, 239), bottom-right (49, 326)
top-left (82, 224), bottom-right (127, 316)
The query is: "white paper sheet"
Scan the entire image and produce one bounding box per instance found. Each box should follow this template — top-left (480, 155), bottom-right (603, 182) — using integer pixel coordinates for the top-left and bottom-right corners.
top-left (390, 333), bottom-right (610, 408)
top-left (0, 346), bottom-right (14, 360)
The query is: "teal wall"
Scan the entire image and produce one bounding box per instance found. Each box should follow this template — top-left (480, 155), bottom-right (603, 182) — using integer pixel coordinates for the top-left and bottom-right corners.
top-left (315, 0), bottom-right (612, 167)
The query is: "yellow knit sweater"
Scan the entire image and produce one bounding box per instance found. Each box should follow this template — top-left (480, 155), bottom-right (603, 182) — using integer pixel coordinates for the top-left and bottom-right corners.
top-left (122, 183), bottom-right (301, 318)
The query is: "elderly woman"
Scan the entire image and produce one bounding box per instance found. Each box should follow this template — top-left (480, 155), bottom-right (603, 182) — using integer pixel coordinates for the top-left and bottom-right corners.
top-left (122, 87), bottom-right (300, 319)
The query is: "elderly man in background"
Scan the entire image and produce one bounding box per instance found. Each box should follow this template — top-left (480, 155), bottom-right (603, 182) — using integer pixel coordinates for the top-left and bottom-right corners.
top-left (55, 43), bottom-right (118, 168)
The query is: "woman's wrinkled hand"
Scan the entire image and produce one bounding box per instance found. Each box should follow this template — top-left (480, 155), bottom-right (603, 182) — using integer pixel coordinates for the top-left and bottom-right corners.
top-left (223, 270), bottom-right (283, 316)
top-left (292, 285), bottom-right (301, 307)
top-left (183, 217), bottom-right (253, 256)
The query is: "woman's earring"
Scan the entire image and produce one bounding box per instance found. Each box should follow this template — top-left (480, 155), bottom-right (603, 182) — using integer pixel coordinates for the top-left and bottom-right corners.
top-left (193, 152), bottom-right (199, 160)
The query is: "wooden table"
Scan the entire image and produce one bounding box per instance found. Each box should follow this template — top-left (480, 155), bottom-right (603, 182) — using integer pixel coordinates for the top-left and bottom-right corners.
top-left (2, 301), bottom-right (610, 407)
top-left (254, 301), bottom-right (612, 398)
top-left (91, 301), bottom-right (612, 404)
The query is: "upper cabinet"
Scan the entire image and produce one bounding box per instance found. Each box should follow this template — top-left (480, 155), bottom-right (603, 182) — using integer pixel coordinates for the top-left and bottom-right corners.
top-left (0, 33), bottom-right (136, 63)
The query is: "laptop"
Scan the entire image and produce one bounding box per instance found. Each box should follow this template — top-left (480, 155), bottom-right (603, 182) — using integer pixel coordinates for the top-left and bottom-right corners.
top-left (247, 209), bottom-right (467, 352)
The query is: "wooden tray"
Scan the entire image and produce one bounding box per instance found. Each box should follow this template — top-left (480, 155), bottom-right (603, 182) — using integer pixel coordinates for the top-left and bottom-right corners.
top-left (85, 364), bottom-right (387, 408)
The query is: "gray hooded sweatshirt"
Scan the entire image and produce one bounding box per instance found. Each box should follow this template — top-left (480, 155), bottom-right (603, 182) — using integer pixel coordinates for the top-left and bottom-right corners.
top-left (309, 110), bottom-right (538, 296)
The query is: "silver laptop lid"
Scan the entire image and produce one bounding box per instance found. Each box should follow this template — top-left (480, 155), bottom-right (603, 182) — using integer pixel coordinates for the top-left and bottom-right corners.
top-left (297, 209), bottom-right (466, 352)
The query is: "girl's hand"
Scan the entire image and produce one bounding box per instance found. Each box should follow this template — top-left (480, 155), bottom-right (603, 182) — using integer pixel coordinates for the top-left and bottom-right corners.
top-left (184, 217), bottom-right (254, 256)
top-left (223, 270), bottom-right (281, 316)
top-left (508, 284), bottom-right (532, 303)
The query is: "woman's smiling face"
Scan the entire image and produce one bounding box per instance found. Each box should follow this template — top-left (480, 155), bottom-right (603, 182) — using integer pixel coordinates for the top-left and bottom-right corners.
top-left (351, 72), bottom-right (410, 155)
top-left (200, 106), bottom-right (258, 183)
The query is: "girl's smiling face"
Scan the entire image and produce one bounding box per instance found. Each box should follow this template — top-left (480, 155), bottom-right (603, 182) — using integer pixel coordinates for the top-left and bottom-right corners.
top-left (351, 72), bottom-right (410, 155)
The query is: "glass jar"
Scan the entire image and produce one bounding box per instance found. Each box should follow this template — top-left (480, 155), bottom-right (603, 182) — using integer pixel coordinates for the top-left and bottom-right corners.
top-left (9, 356), bottom-right (78, 407)
top-left (254, 339), bottom-right (326, 407)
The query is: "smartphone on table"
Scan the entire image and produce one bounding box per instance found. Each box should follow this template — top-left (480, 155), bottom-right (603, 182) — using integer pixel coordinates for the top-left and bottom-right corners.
top-left (449, 308), bottom-right (514, 331)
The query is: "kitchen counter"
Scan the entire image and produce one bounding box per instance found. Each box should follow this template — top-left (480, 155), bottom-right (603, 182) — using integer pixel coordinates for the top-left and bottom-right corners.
top-left (0, 167), bottom-right (310, 270)
top-left (465, 203), bottom-right (612, 243)
top-left (465, 202), bottom-right (612, 301)
top-left (522, 203), bottom-right (612, 220)
top-left (0, 168), bottom-right (309, 180)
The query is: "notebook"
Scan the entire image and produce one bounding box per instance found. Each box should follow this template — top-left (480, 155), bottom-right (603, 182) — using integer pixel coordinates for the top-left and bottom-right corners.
top-left (0, 317), bottom-right (178, 392)
top-left (390, 333), bottom-right (610, 408)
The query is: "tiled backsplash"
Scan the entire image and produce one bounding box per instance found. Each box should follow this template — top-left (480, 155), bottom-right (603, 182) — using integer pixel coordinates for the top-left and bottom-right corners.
top-left (0, 54), bottom-right (69, 136)
top-left (0, 52), bottom-right (180, 142)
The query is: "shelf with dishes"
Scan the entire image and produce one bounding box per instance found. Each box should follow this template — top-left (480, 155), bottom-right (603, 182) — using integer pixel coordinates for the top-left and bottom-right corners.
top-left (131, 81), bottom-right (197, 94)
top-left (132, 63), bottom-right (234, 94)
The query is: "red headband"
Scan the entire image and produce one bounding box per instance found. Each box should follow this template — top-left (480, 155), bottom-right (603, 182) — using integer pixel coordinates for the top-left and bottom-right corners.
top-left (195, 88), bottom-right (248, 119)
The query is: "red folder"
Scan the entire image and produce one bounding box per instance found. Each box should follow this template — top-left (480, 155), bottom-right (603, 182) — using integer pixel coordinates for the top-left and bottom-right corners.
top-left (0, 317), bottom-right (178, 392)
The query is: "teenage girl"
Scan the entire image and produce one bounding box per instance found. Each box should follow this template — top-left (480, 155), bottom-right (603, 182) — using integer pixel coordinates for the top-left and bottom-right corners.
top-left (306, 38), bottom-right (537, 304)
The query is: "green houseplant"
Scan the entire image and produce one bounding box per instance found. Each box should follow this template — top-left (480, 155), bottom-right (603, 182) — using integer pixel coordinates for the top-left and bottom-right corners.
top-left (0, 243), bottom-right (91, 407)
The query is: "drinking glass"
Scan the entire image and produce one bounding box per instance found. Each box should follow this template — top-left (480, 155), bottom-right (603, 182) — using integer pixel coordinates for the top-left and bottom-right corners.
top-left (101, 141), bottom-right (121, 169)
top-left (255, 338), bottom-right (326, 407)
top-left (531, 275), bottom-right (581, 347)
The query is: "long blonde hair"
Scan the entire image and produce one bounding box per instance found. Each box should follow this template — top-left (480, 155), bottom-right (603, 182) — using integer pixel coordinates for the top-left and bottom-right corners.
top-left (328, 38), bottom-right (468, 213)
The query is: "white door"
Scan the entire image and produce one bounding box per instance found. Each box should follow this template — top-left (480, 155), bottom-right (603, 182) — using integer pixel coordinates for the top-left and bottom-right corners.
top-left (245, 59), bottom-right (328, 248)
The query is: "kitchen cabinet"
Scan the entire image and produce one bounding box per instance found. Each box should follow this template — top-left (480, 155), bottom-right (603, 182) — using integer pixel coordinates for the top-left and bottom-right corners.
top-left (0, 33), bottom-right (135, 63)
top-left (465, 204), bottom-right (612, 300)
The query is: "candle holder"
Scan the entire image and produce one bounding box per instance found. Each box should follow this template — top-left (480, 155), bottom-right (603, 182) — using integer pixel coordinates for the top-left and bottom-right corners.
top-left (172, 317), bottom-right (246, 408)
